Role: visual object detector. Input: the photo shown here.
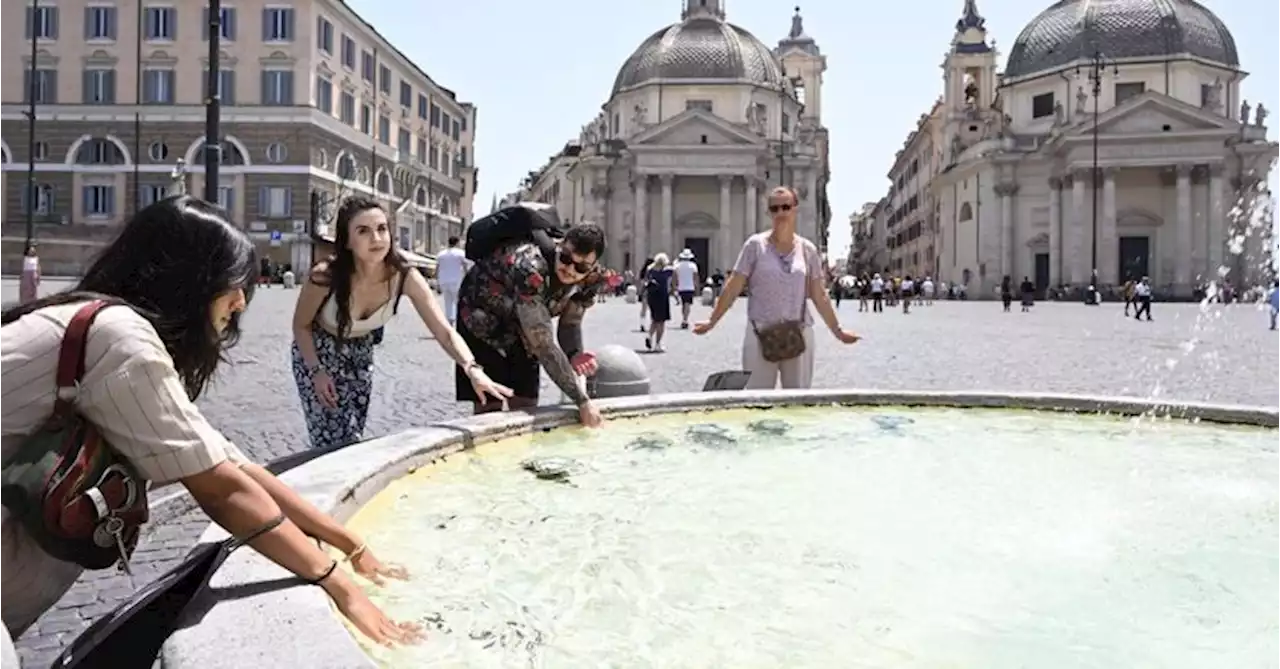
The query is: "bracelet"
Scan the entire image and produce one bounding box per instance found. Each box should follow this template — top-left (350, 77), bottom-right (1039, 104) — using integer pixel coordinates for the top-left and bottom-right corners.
top-left (230, 513), bottom-right (286, 549)
top-left (307, 559), bottom-right (339, 585)
top-left (344, 543), bottom-right (367, 563)
top-left (308, 363), bottom-right (326, 377)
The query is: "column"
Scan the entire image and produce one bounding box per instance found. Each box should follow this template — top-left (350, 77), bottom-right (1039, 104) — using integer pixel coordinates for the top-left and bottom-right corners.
top-left (744, 178), bottom-right (759, 252)
top-left (659, 173), bottom-right (674, 256)
top-left (1048, 176), bottom-right (1063, 286)
top-left (996, 182), bottom-right (1017, 279)
top-left (1071, 171), bottom-right (1088, 285)
top-left (1100, 167), bottom-right (1117, 285)
top-left (1175, 163), bottom-right (1193, 292)
top-left (718, 175), bottom-right (734, 272)
top-left (597, 183), bottom-right (624, 270)
top-left (632, 175), bottom-right (648, 270)
top-left (804, 169), bottom-right (819, 242)
top-left (1206, 164), bottom-right (1225, 278)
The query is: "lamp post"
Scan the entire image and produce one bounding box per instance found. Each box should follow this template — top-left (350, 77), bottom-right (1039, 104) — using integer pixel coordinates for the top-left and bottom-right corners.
top-left (203, 0), bottom-right (223, 200)
top-left (24, 0), bottom-right (40, 251)
top-left (1079, 50), bottom-right (1117, 303)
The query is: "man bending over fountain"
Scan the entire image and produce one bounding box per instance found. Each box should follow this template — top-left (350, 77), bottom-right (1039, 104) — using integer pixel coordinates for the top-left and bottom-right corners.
top-left (455, 212), bottom-right (608, 427)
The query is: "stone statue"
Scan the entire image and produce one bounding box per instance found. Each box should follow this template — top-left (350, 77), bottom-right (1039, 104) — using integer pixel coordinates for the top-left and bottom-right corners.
top-left (1053, 100), bottom-right (1065, 126)
top-left (595, 113), bottom-right (609, 139)
top-left (1239, 100), bottom-right (1250, 125)
top-left (1256, 103), bottom-right (1268, 127)
top-left (631, 102), bottom-right (649, 130)
top-left (963, 77), bottom-right (978, 107)
top-left (1075, 86), bottom-right (1088, 116)
top-left (169, 158), bottom-right (188, 196)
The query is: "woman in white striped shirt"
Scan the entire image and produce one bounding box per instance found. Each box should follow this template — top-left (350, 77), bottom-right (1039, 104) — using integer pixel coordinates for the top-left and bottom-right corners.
top-left (1, 196), bottom-right (420, 649)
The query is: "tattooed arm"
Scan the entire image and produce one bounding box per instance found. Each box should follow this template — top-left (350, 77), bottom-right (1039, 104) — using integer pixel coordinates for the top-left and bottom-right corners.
top-left (516, 300), bottom-right (590, 405)
top-left (556, 300), bottom-right (588, 359)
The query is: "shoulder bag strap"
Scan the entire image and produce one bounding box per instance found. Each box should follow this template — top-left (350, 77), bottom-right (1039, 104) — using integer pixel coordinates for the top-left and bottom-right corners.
top-left (55, 300), bottom-right (109, 406)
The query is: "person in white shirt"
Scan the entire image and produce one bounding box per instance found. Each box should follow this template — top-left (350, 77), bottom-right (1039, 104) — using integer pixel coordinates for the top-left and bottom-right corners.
top-left (673, 248), bottom-right (700, 328)
top-left (869, 273), bottom-right (885, 312)
top-left (435, 236), bottom-right (470, 328)
top-left (1132, 276), bottom-right (1153, 321)
top-left (921, 276), bottom-right (935, 305)
top-left (900, 275), bottom-right (915, 314)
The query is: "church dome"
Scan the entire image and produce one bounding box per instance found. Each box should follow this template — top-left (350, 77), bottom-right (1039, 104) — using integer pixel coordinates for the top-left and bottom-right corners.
top-left (1003, 0), bottom-right (1239, 79)
top-left (611, 17), bottom-right (785, 96)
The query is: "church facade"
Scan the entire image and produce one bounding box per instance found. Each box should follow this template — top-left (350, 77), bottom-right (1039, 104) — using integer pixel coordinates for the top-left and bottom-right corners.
top-left (868, 0), bottom-right (1276, 298)
top-left (514, 1), bottom-right (831, 274)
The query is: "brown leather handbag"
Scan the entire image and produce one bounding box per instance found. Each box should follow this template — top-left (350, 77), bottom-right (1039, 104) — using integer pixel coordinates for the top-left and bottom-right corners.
top-left (0, 300), bottom-right (150, 573)
top-left (751, 289), bottom-right (809, 363)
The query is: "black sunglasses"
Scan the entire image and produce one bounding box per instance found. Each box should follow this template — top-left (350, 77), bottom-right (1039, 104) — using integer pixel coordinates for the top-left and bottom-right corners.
top-left (558, 249), bottom-right (595, 274)
top-left (768, 203), bottom-right (794, 214)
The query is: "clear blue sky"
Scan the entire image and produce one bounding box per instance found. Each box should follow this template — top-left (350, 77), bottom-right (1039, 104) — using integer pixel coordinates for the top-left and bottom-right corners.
top-left (349, 0), bottom-right (1278, 261)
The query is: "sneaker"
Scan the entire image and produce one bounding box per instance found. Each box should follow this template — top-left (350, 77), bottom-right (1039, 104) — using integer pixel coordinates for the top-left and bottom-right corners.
top-left (644, 336), bottom-right (652, 350)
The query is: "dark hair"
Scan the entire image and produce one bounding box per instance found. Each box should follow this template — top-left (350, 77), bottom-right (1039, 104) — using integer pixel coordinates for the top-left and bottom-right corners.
top-left (2, 196), bottom-right (258, 399)
top-left (563, 222), bottom-right (605, 259)
top-left (309, 196), bottom-right (405, 344)
top-left (447, 235), bottom-right (460, 246)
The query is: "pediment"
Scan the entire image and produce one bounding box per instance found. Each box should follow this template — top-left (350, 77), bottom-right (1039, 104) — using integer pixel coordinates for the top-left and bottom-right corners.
top-left (629, 109), bottom-right (763, 148)
top-left (1070, 92), bottom-right (1234, 137)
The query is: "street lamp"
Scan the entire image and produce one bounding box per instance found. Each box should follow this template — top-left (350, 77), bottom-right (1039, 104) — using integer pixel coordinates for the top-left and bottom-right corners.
top-left (203, 0), bottom-right (223, 200)
top-left (1078, 50), bottom-right (1118, 304)
top-left (24, 0), bottom-right (40, 251)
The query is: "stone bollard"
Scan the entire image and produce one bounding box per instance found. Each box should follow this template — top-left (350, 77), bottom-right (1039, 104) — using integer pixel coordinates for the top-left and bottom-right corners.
top-left (282, 270), bottom-right (296, 289)
top-left (700, 286), bottom-right (714, 306)
top-left (587, 344), bottom-right (650, 398)
top-left (624, 284), bottom-right (639, 304)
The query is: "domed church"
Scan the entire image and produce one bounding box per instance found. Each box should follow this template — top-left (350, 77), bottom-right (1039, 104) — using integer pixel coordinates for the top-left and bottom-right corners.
top-left (518, 0), bottom-right (830, 274)
top-left (927, 0), bottom-right (1276, 298)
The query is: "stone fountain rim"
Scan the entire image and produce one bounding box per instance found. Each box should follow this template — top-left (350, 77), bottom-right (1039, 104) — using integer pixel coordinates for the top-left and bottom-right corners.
top-left (159, 389), bottom-right (1278, 669)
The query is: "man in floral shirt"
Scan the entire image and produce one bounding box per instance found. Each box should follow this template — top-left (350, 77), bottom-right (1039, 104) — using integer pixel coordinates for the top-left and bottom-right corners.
top-left (455, 223), bottom-right (607, 427)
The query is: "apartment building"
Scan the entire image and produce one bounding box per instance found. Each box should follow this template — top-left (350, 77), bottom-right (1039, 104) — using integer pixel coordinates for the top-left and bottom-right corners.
top-left (0, 0), bottom-right (477, 274)
top-left (882, 101), bottom-right (942, 278)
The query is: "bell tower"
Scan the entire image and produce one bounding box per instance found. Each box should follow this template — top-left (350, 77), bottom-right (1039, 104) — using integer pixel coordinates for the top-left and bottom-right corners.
top-left (775, 6), bottom-right (826, 122)
top-left (682, 0), bottom-right (725, 21)
top-left (942, 0), bottom-right (997, 116)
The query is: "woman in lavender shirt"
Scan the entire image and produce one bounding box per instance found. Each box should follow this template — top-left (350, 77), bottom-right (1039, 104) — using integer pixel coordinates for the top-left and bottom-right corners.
top-left (693, 186), bottom-right (860, 389)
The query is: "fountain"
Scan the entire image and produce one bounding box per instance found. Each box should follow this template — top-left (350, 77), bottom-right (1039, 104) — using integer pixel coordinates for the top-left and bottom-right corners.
top-left (160, 391), bottom-right (1278, 668)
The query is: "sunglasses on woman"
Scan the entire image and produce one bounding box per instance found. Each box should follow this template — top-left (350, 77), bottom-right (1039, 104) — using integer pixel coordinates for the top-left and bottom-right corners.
top-left (558, 249), bottom-right (595, 274)
top-left (768, 203), bottom-right (794, 214)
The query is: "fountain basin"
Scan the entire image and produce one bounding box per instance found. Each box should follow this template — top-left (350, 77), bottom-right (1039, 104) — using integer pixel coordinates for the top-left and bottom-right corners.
top-left (160, 390), bottom-right (1279, 669)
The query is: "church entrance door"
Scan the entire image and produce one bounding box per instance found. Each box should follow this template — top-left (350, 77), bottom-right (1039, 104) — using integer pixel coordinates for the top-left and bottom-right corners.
top-left (682, 236), bottom-right (710, 276)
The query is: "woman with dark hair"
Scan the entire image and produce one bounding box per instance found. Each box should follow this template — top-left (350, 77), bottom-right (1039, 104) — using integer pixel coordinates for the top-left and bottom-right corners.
top-left (291, 196), bottom-right (510, 450)
top-left (1, 196), bottom-right (420, 647)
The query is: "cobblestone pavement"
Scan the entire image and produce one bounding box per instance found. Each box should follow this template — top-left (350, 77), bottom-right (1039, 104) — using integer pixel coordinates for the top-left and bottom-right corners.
top-left (5, 279), bottom-right (1278, 666)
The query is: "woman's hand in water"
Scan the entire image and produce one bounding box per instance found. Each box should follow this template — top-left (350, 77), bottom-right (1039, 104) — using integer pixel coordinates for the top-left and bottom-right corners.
top-left (351, 547), bottom-right (410, 586)
top-left (325, 574), bottom-right (423, 646)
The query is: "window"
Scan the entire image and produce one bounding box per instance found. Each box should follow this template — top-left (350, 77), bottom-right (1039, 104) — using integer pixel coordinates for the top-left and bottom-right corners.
top-left (22, 184), bottom-right (54, 215)
top-left (262, 7), bottom-right (294, 41)
top-left (429, 103), bottom-right (440, 126)
top-left (26, 5), bottom-right (59, 39)
top-left (82, 68), bottom-right (116, 103)
top-left (417, 94), bottom-right (428, 119)
top-left (459, 147), bottom-right (468, 168)
top-left (315, 76), bottom-right (333, 113)
top-left (201, 69), bottom-right (236, 105)
top-left (451, 119), bottom-right (460, 141)
top-left (378, 114), bottom-right (391, 145)
top-left (33, 142), bottom-right (49, 161)
top-left (83, 185), bottom-right (116, 217)
top-left (428, 144), bottom-right (438, 169)
top-left (140, 184), bottom-right (168, 207)
top-left (399, 81), bottom-right (412, 108)
top-left (416, 137), bottom-right (426, 161)
top-left (85, 6), bottom-right (117, 40)
top-left (398, 128), bottom-right (411, 154)
top-left (148, 141), bottom-right (169, 161)
top-left (216, 186), bottom-right (235, 212)
top-left (685, 99), bottom-right (713, 113)
top-left (1031, 92), bottom-right (1055, 119)
top-left (378, 65), bottom-right (391, 94)
top-left (360, 51), bottom-right (375, 81)
top-left (79, 139), bottom-right (125, 164)
top-left (340, 91), bottom-right (356, 125)
top-left (359, 103), bottom-right (372, 134)
top-left (142, 68), bottom-right (175, 104)
top-left (337, 155), bottom-right (356, 179)
top-left (316, 17), bottom-right (333, 53)
top-left (341, 35), bottom-right (356, 69)
top-left (143, 7), bottom-right (175, 40)
top-left (259, 186), bottom-right (292, 217)
top-left (1114, 81), bottom-right (1145, 105)
top-left (265, 142), bottom-right (287, 163)
top-left (260, 70), bottom-right (293, 105)
top-left (440, 111), bottom-right (451, 133)
top-left (23, 69), bottom-right (57, 104)
top-left (202, 6), bottom-right (236, 40)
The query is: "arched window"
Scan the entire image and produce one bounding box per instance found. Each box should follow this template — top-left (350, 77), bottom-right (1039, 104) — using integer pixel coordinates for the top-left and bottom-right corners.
top-left (375, 171), bottom-right (391, 193)
top-left (192, 140), bottom-right (247, 165)
top-left (336, 154), bottom-right (356, 180)
top-left (959, 202), bottom-right (973, 221)
top-left (74, 138), bottom-right (126, 165)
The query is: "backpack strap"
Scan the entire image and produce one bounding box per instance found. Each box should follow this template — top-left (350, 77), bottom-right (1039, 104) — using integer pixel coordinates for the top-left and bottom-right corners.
top-left (55, 301), bottom-right (109, 406)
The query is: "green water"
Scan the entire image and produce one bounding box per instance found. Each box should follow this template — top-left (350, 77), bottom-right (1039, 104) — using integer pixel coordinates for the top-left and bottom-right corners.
top-left (345, 407), bottom-right (1278, 668)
